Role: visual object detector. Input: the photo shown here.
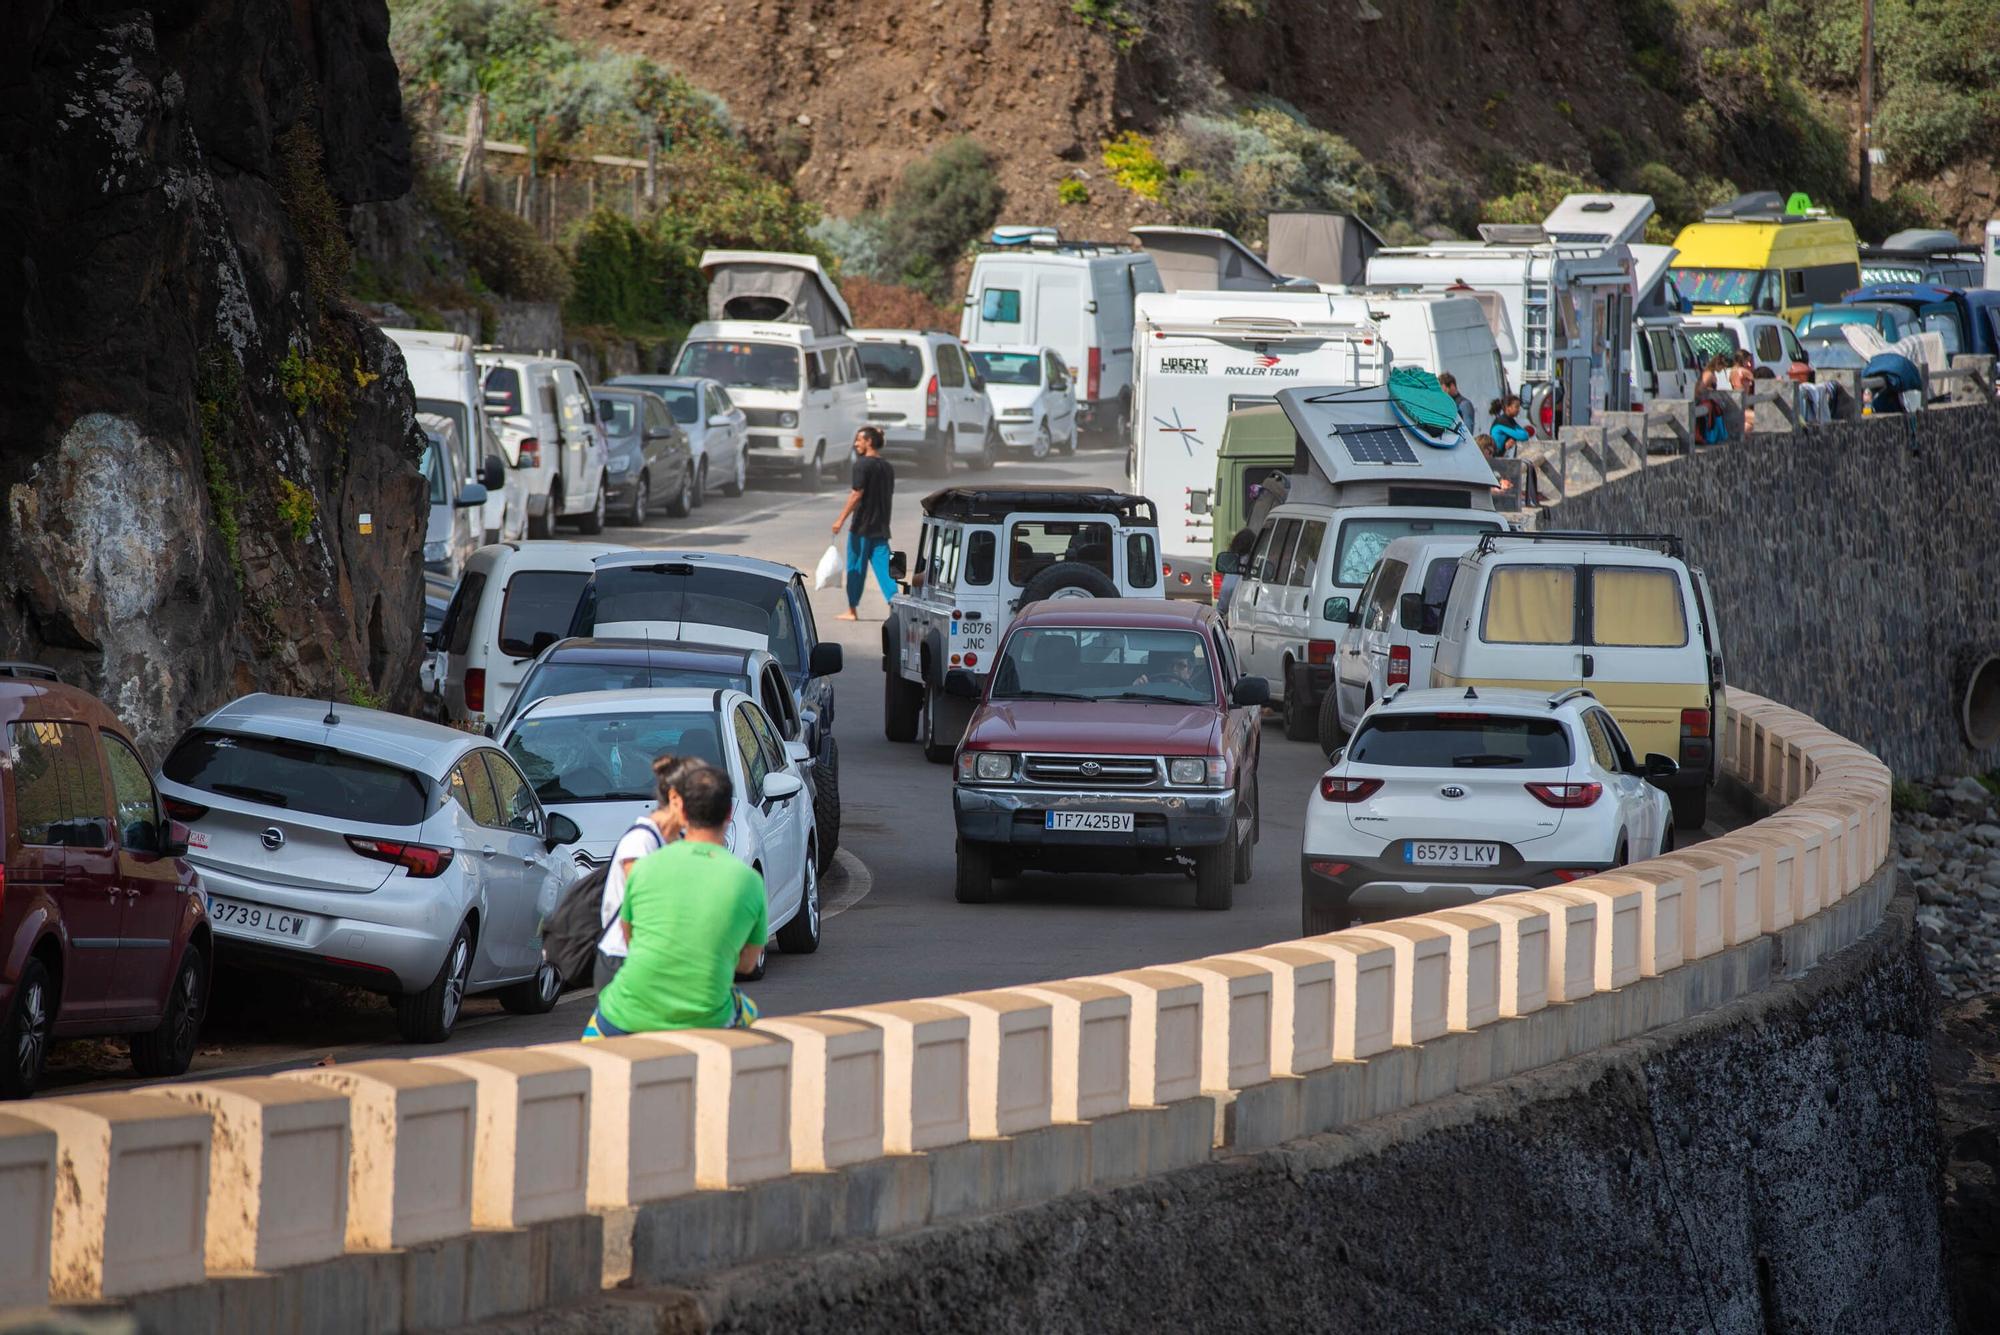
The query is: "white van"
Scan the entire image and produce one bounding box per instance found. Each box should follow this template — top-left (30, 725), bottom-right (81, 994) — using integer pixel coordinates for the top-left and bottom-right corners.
top-left (1330, 534), bottom-right (1484, 735)
top-left (850, 329), bottom-right (995, 475)
top-left (475, 353), bottom-right (610, 537)
top-left (676, 250), bottom-right (866, 492)
top-left (430, 541), bottom-right (629, 730)
top-left (1430, 531), bottom-right (1725, 828)
top-left (387, 328), bottom-right (516, 542)
top-left (958, 232), bottom-right (1162, 438)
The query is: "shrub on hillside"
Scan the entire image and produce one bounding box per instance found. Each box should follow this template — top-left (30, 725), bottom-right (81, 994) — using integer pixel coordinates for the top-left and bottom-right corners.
top-left (841, 276), bottom-right (955, 333)
top-left (1102, 131), bottom-right (1167, 201)
top-left (1480, 163), bottom-right (1595, 228)
top-left (418, 169), bottom-right (571, 302)
top-left (1138, 102), bottom-right (1383, 247)
top-left (879, 138), bottom-right (1006, 302)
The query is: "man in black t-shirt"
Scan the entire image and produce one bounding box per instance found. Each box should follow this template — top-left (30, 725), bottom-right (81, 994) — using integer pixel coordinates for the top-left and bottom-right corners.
top-left (832, 426), bottom-right (896, 620)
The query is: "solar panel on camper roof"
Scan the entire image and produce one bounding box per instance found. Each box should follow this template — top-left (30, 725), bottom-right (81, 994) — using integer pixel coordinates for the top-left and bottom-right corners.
top-left (1332, 423), bottom-right (1419, 466)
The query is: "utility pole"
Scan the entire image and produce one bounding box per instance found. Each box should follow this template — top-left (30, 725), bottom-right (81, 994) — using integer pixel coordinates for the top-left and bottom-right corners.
top-left (1858, 0), bottom-right (1874, 205)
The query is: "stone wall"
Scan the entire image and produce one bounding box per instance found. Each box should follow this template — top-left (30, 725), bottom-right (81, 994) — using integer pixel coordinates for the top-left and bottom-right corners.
top-left (1544, 405), bottom-right (2000, 781)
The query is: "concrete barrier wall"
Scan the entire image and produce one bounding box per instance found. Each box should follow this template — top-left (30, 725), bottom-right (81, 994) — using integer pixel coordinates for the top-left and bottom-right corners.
top-left (0, 693), bottom-right (1897, 1331)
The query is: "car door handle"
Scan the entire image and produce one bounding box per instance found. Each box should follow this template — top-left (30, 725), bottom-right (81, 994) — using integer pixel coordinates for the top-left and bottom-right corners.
top-left (482, 845), bottom-right (498, 858)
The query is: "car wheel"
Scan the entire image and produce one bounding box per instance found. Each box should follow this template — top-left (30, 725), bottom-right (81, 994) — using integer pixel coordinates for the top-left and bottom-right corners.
top-left (1019, 561), bottom-right (1118, 604)
top-left (1317, 686), bottom-right (1349, 757)
top-left (1232, 799), bottom-right (1255, 884)
top-left (775, 849), bottom-right (822, 954)
top-left (801, 450), bottom-right (823, 493)
top-left (1058, 420), bottom-right (1076, 456)
top-left (722, 452), bottom-right (746, 498)
top-left (885, 662), bottom-right (922, 743)
top-left (920, 686), bottom-right (954, 764)
top-left (499, 959), bottom-right (563, 1015)
top-left (812, 736), bottom-right (841, 872)
top-left (694, 458), bottom-right (710, 507)
top-left (1283, 664), bottom-right (1317, 742)
top-left (980, 424), bottom-right (1000, 470)
top-left (1669, 786), bottom-right (1708, 831)
top-left (1193, 842), bottom-right (1234, 910)
top-left (665, 464), bottom-right (694, 518)
top-left (527, 491), bottom-right (556, 539)
top-left (577, 481), bottom-right (607, 534)
top-left (0, 959), bottom-right (54, 1099)
top-left (1031, 423), bottom-right (1051, 460)
top-left (131, 944), bottom-right (207, 1077)
top-left (955, 839), bottom-right (995, 904)
top-left (396, 922), bottom-right (473, 1043)
top-left (737, 944), bottom-right (768, 983)
top-left (629, 472), bottom-right (650, 526)
top-left (1252, 769), bottom-right (1262, 844)
top-left (925, 436), bottom-right (954, 478)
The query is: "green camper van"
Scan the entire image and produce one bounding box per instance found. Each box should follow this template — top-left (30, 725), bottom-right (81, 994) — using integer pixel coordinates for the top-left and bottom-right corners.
top-left (1208, 405), bottom-right (1298, 596)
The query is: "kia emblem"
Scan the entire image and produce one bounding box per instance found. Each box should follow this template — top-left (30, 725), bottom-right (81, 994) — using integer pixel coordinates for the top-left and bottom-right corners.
top-left (260, 826), bottom-right (286, 851)
top-left (1439, 785), bottom-right (1467, 800)
top-left (1079, 761), bottom-right (1102, 778)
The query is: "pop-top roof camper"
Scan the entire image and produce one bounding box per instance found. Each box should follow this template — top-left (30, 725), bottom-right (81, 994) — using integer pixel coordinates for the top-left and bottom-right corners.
top-left (1129, 226), bottom-right (1291, 293)
top-left (1273, 376), bottom-right (1498, 511)
top-left (699, 250), bottom-right (853, 335)
top-left (1267, 212), bottom-right (1387, 288)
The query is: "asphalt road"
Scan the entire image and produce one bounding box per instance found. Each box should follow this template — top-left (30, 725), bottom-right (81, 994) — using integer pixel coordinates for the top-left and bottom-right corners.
top-left (39, 441), bottom-right (1731, 1092)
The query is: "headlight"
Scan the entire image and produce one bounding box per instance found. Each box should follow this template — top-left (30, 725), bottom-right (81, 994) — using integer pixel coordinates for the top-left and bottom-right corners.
top-left (1167, 756), bottom-right (1228, 787)
top-left (422, 539), bottom-right (449, 563)
top-left (779, 411), bottom-right (799, 428)
top-left (958, 751), bottom-right (1016, 782)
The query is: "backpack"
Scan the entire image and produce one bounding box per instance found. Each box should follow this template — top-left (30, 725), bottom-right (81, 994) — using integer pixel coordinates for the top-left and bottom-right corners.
top-left (541, 820), bottom-right (664, 989)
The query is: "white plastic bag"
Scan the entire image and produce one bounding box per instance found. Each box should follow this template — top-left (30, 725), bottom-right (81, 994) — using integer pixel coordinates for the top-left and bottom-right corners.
top-left (813, 543), bottom-right (843, 590)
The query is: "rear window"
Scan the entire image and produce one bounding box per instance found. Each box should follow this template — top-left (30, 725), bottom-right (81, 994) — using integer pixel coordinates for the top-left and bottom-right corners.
top-left (980, 289), bottom-right (1021, 323)
top-left (512, 663), bottom-right (749, 724)
top-left (658, 386), bottom-right (700, 423)
top-left (1347, 715), bottom-right (1572, 768)
top-left (162, 731), bottom-right (428, 826)
top-left (1333, 518), bottom-right (1496, 588)
top-left (1480, 563), bottom-right (1688, 648)
top-left (499, 571), bottom-right (591, 659)
top-left (857, 343), bottom-right (924, 390)
top-left (1590, 567), bottom-right (1687, 647)
top-left (579, 567), bottom-right (800, 671)
top-left (483, 366), bottom-right (523, 416)
top-left (1482, 565), bottom-right (1578, 645)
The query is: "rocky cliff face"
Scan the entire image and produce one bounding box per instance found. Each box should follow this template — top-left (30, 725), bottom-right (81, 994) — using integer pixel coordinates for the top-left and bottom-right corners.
top-left (0, 0), bottom-right (424, 756)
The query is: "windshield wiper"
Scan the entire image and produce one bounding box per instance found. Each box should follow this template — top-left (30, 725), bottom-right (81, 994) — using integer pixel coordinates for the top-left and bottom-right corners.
top-left (1451, 754), bottom-right (1523, 767)
top-left (212, 782), bottom-right (290, 807)
top-left (998, 689), bottom-right (1093, 702)
top-left (1101, 691), bottom-right (1179, 703)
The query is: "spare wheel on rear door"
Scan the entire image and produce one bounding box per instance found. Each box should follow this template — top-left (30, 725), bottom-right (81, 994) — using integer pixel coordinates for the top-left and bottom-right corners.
top-left (1020, 561), bottom-right (1118, 603)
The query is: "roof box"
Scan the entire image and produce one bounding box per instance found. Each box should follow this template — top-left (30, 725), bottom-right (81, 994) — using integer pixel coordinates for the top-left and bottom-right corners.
top-left (1541, 193), bottom-right (1655, 248)
top-left (1877, 228), bottom-right (1972, 255)
top-left (1266, 211), bottom-right (1386, 287)
top-left (700, 250), bottom-right (853, 335)
top-left (1129, 226), bottom-right (1289, 293)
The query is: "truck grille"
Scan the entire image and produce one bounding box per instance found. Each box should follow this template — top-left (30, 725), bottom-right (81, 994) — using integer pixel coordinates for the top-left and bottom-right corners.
top-left (1022, 754), bottom-right (1160, 787)
top-left (741, 407), bottom-right (791, 428)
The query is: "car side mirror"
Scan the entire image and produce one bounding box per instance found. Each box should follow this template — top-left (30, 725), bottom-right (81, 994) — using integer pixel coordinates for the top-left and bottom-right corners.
top-left (162, 819), bottom-right (191, 859)
top-left (944, 668), bottom-right (981, 699)
top-left (454, 482), bottom-right (489, 509)
top-left (1231, 676), bottom-right (1271, 708)
top-left (762, 771), bottom-right (804, 802)
top-left (809, 642), bottom-right (844, 677)
top-left (543, 812), bottom-right (581, 850)
top-left (888, 550), bottom-right (909, 581)
top-left (1187, 489), bottom-right (1210, 517)
top-left (481, 455), bottom-right (506, 491)
top-left (1644, 753), bottom-right (1680, 779)
top-left (1398, 592), bottom-right (1425, 631)
top-left (1323, 595), bottom-right (1350, 624)
top-left (1215, 551), bottom-right (1241, 575)
top-left (708, 413), bottom-right (733, 427)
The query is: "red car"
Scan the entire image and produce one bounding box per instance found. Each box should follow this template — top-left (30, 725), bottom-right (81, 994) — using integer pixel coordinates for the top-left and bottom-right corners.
top-left (0, 665), bottom-right (210, 1096)
top-left (946, 600), bottom-right (1269, 909)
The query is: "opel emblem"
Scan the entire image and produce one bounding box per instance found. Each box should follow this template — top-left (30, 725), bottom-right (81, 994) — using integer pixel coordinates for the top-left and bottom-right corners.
top-left (1440, 785), bottom-right (1467, 800)
top-left (1079, 761), bottom-right (1102, 778)
top-left (260, 826), bottom-right (286, 851)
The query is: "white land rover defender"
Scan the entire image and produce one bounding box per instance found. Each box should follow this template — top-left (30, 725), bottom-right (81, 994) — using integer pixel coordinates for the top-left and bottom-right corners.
top-left (883, 486), bottom-right (1167, 761)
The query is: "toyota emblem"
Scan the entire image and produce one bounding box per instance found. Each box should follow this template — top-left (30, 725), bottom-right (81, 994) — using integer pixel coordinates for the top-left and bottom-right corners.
top-left (1079, 761), bottom-right (1102, 778)
top-left (260, 826), bottom-right (286, 851)
top-left (1439, 785), bottom-right (1467, 800)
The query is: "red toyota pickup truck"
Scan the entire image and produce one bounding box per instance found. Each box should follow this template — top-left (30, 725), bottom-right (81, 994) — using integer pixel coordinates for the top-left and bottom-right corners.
top-left (946, 599), bottom-right (1269, 909)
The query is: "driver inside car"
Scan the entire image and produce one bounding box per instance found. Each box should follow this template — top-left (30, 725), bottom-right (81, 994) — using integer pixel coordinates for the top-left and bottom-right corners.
top-left (1131, 652), bottom-right (1198, 690)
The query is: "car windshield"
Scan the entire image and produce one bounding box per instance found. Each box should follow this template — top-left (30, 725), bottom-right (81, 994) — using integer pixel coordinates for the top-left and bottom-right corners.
top-left (1347, 714), bottom-right (1572, 768)
top-left (505, 711), bottom-right (726, 803)
top-left (595, 396), bottom-right (641, 437)
top-left (991, 627), bottom-right (1216, 704)
top-left (857, 343), bottom-right (924, 389)
top-left (419, 441), bottom-right (448, 506)
top-left (1798, 307), bottom-right (1884, 334)
top-left (162, 731), bottom-right (430, 825)
top-left (971, 351), bottom-right (1039, 386)
top-left (580, 567), bottom-right (800, 672)
top-left (675, 340), bottom-right (801, 391)
top-left (416, 397), bottom-right (471, 448)
top-left (1797, 334), bottom-right (1866, 369)
top-left (656, 386), bottom-right (700, 423)
top-left (504, 663), bottom-right (751, 731)
top-left (1333, 518), bottom-right (1495, 588)
top-left (1683, 327), bottom-right (1742, 362)
top-left (1671, 267), bottom-right (1763, 306)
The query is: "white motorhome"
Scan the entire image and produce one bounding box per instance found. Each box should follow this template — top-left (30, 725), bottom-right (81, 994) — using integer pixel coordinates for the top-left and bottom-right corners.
top-left (675, 250), bottom-right (866, 492)
top-left (387, 328), bottom-right (516, 542)
top-left (958, 230), bottom-right (1162, 436)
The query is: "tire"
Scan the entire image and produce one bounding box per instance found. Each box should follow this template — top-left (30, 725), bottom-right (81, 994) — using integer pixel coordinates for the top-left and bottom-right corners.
top-left (131, 944), bottom-right (206, 1077)
top-left (499, 959), bottom-right (562, 1015)
top-left (925, 435), bottom-right (954, 478)
top-left (884, 660), bottom-right (922, 743)
top-left (695, 458), bottom-right (711, 506)
top-left (1317, 685), bottom-right (1349, 757)
top-left (1232, 800), bottom-right (1255, 884)
top-left (722, 453), bottom-right (746, 498)
top-left (1670, 785), bottom-right (1708, 831)
top-left (665, 465), bottom-right (695, 519)
top-left (1031, 423), bottom-right (1051, 459)
top-left (1193, 842), bottom-right (1234, 910)
top-left (577, 482), bottom-right (606, 535)
top-left (396, 922), bottom-right (473, 1043)
top-left (1282, 664), bottom-right (1317, 742)
top-left (527, 491), bottom-right (556, 539)
top-left (737, 944), bottom-right (768, 983)
top-left (801, 449), bottom-right (823, 493)
top-left (0, 959), bottom-right (54, 1099)
top-left (627, 472), bottom-right (650, 526)
top-left (812, 735), bottom-right (841, 873)
top-left (1058, 420), bottom-right (1077, 456)
top-left (979, 424), bottom-right (1000, 471)
top-left (1020, 561), bottom-right (1118, 605)
top-left (955, 839), bottom-right (995, 904)
top-left (921, 686), bottom-right (954, 764)
top-left (775, 849), bottom-right (822, 954)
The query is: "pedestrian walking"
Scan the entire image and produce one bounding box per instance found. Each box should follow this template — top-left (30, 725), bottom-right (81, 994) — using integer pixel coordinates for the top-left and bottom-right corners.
top-left (832, 426), bottom-right (895, 622)
top-left (582, 763), bottom-right (768, 1039)
top-left (594, 754), bottom-right (698, 989)
top-left (1439, 372), bottom-right (1476, 435)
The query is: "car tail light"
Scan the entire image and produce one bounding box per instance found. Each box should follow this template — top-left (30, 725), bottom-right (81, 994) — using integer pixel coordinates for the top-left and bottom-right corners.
top-left (465, 668), bottom-right (486, 714)
top-left (517, 437), bottom-right (541, 468)
top-left (1176, 570), bottom-right (1192, 587)
top-left (164, 797), bottom-right (209, 822)
top-left (1680, 706), bottom-right (1712, 770)
top-left (925, 375), bottom-right (939, 420)
top-left (1210, 571), bottom-right (1224, 601)
top-left (1306, 639), bottom-right (1337, 665)
top-left (1307, 860), bottom-right (1351, 879)
top-left (346, 836), bottom-right (455, 878)
top-left (1387, 645), bottom-right (1411, 687)
top-left (1086, 347), bottom-right (1102, 402)
top-left (1550, 868), bottom-right (1597, 882)
top-left (1526, 782), bottom-right (1603, 808)
top-left (320, 955), bottom-right (395, 975)
top-left (963, 652), bottom-right (978, 667)
top-left (1318, 776), bottom-right (1383, 803)
top-left (1162, 561), bottom-right (1173, 579)
top-left (1680, 708), bottom-right (1711, 738)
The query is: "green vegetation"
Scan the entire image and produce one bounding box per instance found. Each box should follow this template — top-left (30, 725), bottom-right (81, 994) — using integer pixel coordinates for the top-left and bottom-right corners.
top-left (1057, 178), bottom-right (1091, 207)
top-left (335, 663), bottom-right (385, 711)
top-left (1890, 779), bottom-right (1929, 813)
top-left (802, 138), bottom-right (1001, 304)
top-left (1103, 131), bottom-right (1167, 202)
top-left (275, 478), bottom-right (317, 542)
top-left (1070, 1), bottom-right (1144, 51)
top-left (417, 169), bottom-right (571, 303)
top-left (195, 352), bottom-right (245, 587)
top-left (276, 121), bottom-right (351, 311)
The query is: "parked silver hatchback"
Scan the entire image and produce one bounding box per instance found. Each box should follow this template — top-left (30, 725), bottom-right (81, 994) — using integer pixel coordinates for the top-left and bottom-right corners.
top-left (156, 694), bottom-right (582, 1042)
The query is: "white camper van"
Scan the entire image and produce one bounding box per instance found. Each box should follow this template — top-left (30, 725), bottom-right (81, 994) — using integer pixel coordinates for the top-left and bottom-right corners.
top-left (388, 328), bottom-right (517, 542)
top-left (958, 231), bottom-right (1162, 437)
top-left (675, 250), bottom-right (867, 492)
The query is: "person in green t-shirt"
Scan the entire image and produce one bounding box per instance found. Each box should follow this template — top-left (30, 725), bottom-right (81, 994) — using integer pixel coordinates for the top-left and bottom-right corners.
top-left (583, 764), bottom-right (767, 1037)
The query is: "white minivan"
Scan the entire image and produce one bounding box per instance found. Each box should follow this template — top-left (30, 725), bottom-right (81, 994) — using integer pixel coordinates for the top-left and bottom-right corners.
top-left (388, 328), bottom-right (517, 542)
top-left (675, 250), bottom-right (867, 492)
top-left (1330, 534), bottom-right (1484, 736)
top-left (851, 329), bottom-right (996, 475)
top-left (475, 353), bottom-right (611, 537)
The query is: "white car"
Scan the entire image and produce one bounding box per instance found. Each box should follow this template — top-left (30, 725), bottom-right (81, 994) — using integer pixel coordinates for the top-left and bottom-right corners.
top-left (852, 329), bottom-right (996, 475)
top-left (476, 353), bottom-right (611, 536)
top-left (1300, 686), bottom-right (1675, 934)
top-left (968, 344), bottom-right (1077, 458)
top-left (498, 687), bottom-right (823, 958)
top-left (605, 374), bottom-right (750, 505)
top-left (1330, 534), bottom-right (1484, 737)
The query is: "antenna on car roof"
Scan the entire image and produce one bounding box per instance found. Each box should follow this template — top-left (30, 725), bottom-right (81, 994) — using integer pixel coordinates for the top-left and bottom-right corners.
top-left (323, 686), bottom-right (340, 727)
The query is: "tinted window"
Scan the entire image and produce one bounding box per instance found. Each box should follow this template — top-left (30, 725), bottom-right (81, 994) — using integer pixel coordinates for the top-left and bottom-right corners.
top-left (733, 705), bottom-right (770, 792)
top-left (498, 571), bottom-right (591, 659)
top-left (582, 568), bottom-right (801, 672)
top-left (445, 572), bottom-right (485, 656)
top-left (8, 721), bottom-right (108, 847)
top-left (1288, 521), bottom-right (1325, 588)
top-left (103, 734), bottom-right (163, 853)
top-left (420, 441), bottom-right (449, 506)
top-left (1347, 715), bottom-right (1572, 768)
top-left (675, 341), bottom-right (802, 392)
top-left (162, 731), bottom-right (428, 826)
top-left (447, 756), bottom-right (501, 826)
top-left (1009, 520), bottom-right (1112, 585)
top-left (1754, 325), bottom-right (1783, 363)
top-left (1419, 558), bottom-right (1460, 627)
top-left (806, 351), bottom-right (831, 391)
top-left (506, 711), bottom-right (726, 803)
top-left (938, 345), bottom-right (966, 388)
top-left (1126, 532), bottom-right (1157, 589)
top-left (980, 289), bottom-right (1021, 323)
top-left (1364, 559), bottom-right (1408, 631)
top-left (743, 704), bottom-right (787, 775)
top-left (1263, 520), bottom-right (1300, 584)
top-left (658, 387), bottom-right (700, 424)
top-left (1335, 518), bottom-right (1496, 589)
top-left (483, 366), bottom-right (523, 416)
top-left (858, 343), bottom-right (924, 390)
top-left (965, 530), bottom-right (997, 586)
top-left (482, 752), bottom-right (541, 831)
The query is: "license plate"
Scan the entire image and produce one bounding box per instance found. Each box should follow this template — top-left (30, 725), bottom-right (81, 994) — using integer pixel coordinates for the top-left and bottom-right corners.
top-left (1405, 841), bottom-right (1501, 867)
top-left (209, 897), bottom-right (315, 940)
top-left (1045, 811), bottom-right (1134, 833)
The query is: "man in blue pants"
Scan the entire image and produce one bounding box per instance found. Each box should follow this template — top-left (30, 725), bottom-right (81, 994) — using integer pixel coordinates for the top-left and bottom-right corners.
top-left (831, 426), bottom-right (896, 621)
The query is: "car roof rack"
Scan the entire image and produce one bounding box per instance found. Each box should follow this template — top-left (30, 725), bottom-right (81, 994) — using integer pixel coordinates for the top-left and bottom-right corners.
top-left (0, 662), bottom-right (61, 683)
top-left (919, 486), bottom-right (1158, 525)
top-left (1546, 687), bottom-right (1598, 709)
top-left (1473, 529), bottom-right (1686, 561)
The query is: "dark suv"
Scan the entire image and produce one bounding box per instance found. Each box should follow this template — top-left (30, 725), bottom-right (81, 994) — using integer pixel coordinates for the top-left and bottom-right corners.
top-left (0, 665), bottom-right (211, 1096)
